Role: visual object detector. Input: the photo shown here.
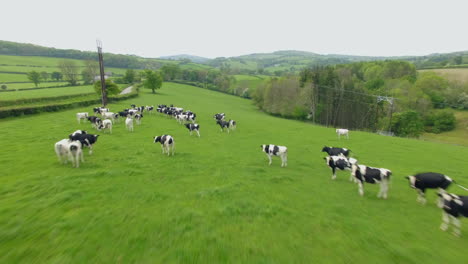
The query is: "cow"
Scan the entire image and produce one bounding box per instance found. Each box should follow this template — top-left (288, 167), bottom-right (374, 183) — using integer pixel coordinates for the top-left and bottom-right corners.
top-left (351, 163), bottom-right (391, 198)
top-left (98, 119), bottom-right (113, 134)
top-left (93, 107), bottom-right (109, 114)
top-left (437, 190), bottom-right (468, 237)
top-left (216, 120), bottom-right (231, 133)
top-left (55, 139), bottom-right (72, 164)
top-left (214, 113), bottom-right (225, 120)
top-left (68, 134), bottom-right (99, 155)
top-left (125, 116), bottom-right (134, 132)
top-left (228, 120), bottom-right (237, 130)
top-left (70, 130), bottom-right (87, 137)
top-left (68, 140), bottom-right (84, 168)
top-left (336, 128), bottom-right (349, 139)
top-left (260, 144), bottom-right (287, 167)
top-left (405, 172), bottom-right (454, 204)
top-left (154, 135), bottom-right (175, 156)
top-left (135, 114), bottom-right (143, 125)
top-left (146, 106), bottom-right (154, 114)
top-left (324, 155), bottom-right (356, 180)
top-left (76, 112), bottom-right (89, 123)
top-left (87, 116), bottom-right (102, 129)
top-left (321, 146), bottom-right (350, 157)
top-left (185, 123), bottom-right (200, 137)
top-left (101, 112), bottom-right (115, 121)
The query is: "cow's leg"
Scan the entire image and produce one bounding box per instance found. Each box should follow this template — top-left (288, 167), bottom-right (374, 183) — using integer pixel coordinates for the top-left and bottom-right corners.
top-left (161, 145), bottom-right (165, 154)
top-left (196, 130), bottom-right (200, 137)
top-left (417, 190), bottom-right (426, 204)
top-left (382, 180), bottom-right (388, 199)
top-left (440, 212), bottom-right (449, 231)
top-left (267, 154), bottom-right (272, 165)
top-left (346, 133), bottom-right (349, 139)
top-left (349, 173), bottom-right (354, 182)
top-left (190, 130), bottom-right (192, 136)
top-left (450, 215), bottom-right (461, 237)
top-left (283, 153), bottom-right (287, 167)
top-left (80, 149), bottom-right (84, 163)
top-left (331, 167), bottom-right (336, 180)
top-left (358, 181), bottom-right (364, 196)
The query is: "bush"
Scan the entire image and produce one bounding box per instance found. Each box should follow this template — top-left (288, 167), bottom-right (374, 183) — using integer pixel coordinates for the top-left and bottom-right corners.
top-left (391, 111), bottom-right (424, 137)
top-left (1, 84), bottom-right (7, 90)
top-left (424, 110), bottom-right (456, 133)
top-left (94, 79), bottom-right (121, 96)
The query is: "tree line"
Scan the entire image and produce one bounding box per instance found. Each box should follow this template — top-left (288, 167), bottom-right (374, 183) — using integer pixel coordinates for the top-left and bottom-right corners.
top-left (253, 61), bottom-right (465, 137)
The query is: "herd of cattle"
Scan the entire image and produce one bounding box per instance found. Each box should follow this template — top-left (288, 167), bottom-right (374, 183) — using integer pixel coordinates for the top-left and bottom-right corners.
top-left (55, 104), bottom-right (468, 237)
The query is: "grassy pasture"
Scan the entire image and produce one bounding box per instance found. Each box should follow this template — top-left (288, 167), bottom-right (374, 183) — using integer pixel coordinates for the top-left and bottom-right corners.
top-left (1, 83), bottom-right (468, 263)
top-left (0, 85), bottom-right (95, 100)
top-left (4, 82), bottom-right (70, 90)
top-left (0, 73), bottom-right (29, 82)
top-left (419, 68), bottom-right (468, 83)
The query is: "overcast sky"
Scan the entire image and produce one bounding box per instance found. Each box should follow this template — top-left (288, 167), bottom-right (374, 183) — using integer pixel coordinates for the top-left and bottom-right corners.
top-left (2, 0), bottom-right (467, 58)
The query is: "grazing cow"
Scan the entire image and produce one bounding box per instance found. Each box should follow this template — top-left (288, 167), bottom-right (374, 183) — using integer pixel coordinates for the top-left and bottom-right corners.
top-left (405, 172), bottom-right (454, 204)
top-left (260, 144), bottom-right (288, 167)
top-left (228, 120), bottom-right (237, 130)
top-left (336, 128), bottom-right (349, 139)
top-left (214, 113), bottom-right (225, 120)
top-left (352, 163), bottom-right (391, 198)
top-left (146, 106), bottom-right (154, 114)
top-left (135, 114), bottom-right (143, 125)
top-left (98, 119), bottom-right (113, 134)
top-left (322, 146), bottom-right (350, 157)
top-left (94, 107), bottom-right (109, 114)
top-left (131, 104), bottom-right (136, 108)
top-left (118, 111), bottom-right (129, 117)
top-left (128, 109), bottom-right (139, 115)
top-left (185, 123), bottom-right (200, 137)
top-left (68, 134), bottom-right (99, 155)
top-left (76, 112), bottom-right (89, 123)
top-left (87, 116), bottom-right (102, 129)
top-left (176, 114), bottom-right (188, 124)
top-left (101, 112), bottom-right (115, 121)
top-left (216, 120), bottom-right (231, 133)
top-left (154, 135), bottom-right (175, 156)
top-left (68, 140), bottom-right (84, 168)
top-left (125, 116), bottom-right (134, 132)
top-left (438, 190), bottom-right (468, 236)
top-left (324, 155), bottom-right (356, 180)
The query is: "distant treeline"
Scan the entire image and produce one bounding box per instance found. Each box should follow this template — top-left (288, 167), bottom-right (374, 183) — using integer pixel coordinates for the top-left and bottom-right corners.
top-left (253, 60), bottom-right (466, 137)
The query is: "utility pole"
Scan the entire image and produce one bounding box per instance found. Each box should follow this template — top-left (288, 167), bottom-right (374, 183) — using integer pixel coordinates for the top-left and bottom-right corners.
top-left (377, 96), bottom-right (395, 134)
top-left (97, 40), bottom-right (107, 106)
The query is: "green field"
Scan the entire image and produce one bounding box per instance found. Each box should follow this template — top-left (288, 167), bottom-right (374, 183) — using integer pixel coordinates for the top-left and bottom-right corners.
top-left (3, 81), bottom-right (70, 90)
top-left (0, 73), bottom-right (29, 82)
top-left (0, 85), bottom-right (95, 100)
top-left (1, 83), bottom-right (468, 263)
top-left (419, 68), bottom-right (468, 83)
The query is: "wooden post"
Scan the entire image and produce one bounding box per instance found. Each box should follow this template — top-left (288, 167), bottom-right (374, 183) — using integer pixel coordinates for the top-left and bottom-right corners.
top-left (97, 40), bottom-right (107, 106)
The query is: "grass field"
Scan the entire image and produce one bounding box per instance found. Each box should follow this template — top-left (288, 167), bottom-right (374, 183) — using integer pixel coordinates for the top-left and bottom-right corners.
top-left (0, 73), bottom-right (29, 82)
top-left (1, 83), bottom-right (468, 263)
top-left (0, 85), bottom-right (95, 100)
top-left (3, 81), bottom-right (70, 90)
top-left (419, 68), bottom-right (468, 83)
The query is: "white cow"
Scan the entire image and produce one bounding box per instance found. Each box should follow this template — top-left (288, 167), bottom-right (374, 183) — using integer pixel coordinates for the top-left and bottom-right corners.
top-left (98, 119), bottom-right (113, 134)
top-left (336, 129), bottom-right (349, 139)
top-left (125, 116), bottom-right (134, 132)
top-left (76, 112), bottom-right (89, 123)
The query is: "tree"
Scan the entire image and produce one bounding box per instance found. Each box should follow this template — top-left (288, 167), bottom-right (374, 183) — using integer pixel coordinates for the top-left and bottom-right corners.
top-left (1, 84), bottom-right (7, 90)
top-left (143, 70), bottom-right (163, 93)
top-left (94, 79), bottom-right (121, 96)
top-left (27, 71), bottom-right (42, 87)
top-left (58, 60), bottom-right (79, 85)
top-left (51, 71), bottom-right (63, 81)
top-left (391, 111), bottom-right (424, 137)
top-left (82, 60), bottom-right (99, 84)
top-left (123, 69), bottom-right (136, 83)
top-left (40, 71), bottom-right (49, 82)
top-left (160, 64), bottom-right (180, 81)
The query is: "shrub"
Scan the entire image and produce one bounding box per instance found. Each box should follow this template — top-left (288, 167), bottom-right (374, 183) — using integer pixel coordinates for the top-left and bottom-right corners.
top-left (391, 111), bottom-right (424, 137)
top-left (424, 110), bottom-right (456, 133)
top-left (94, 79), bottom-right (121, 96)
top-left (1, 84), bottom-right (7, 90)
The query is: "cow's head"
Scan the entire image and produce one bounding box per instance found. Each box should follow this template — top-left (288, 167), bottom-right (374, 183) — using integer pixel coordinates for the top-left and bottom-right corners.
top-left (405, 176), bottom-right (417, 189)
top-left (154, 136), bottom-right (162, 143)
top-left (321, 146), bottom-right (330, 153)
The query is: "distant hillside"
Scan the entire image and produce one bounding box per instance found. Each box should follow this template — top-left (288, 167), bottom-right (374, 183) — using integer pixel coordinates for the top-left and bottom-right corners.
top-left (159, 54), bottom-right (210, 63)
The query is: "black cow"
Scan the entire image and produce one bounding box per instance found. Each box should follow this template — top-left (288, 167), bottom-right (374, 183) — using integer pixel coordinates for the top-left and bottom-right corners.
top-left (324, 155), bottom-right (354, 180)
top-left (154, 135), bottom-right (175, 156)
top-left (352, 164), bottom-right (391, 199)
top-left (69, 134), bottom-right (99, 155)
top-left (216, 120), bottom-right (230, 133)
top-left (185, 123), bottom-right (200, 137)
top-left (438, 190), bottom-right (468, 236)
top-left (405, 172), bottom-right (453, 204)
top-left (322, 146), bottom-right (350, 157)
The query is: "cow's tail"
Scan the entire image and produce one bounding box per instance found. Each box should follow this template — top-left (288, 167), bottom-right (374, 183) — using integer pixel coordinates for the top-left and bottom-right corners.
top-left (455, 183), bottom-right (468, 191)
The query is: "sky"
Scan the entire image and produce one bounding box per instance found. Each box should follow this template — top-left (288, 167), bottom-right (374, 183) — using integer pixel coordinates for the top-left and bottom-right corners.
top-left (2, 0), bottom-right (467, 59)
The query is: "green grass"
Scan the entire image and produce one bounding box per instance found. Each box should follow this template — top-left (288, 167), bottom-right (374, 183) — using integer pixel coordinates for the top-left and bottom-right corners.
top-left (4, 82), bottom-right (70, 90)
top-left (1, 82), bottom-right (468, 263)
top-left (0, 85), bottom-right (95, 100)
top-left (419, 68), bottom-right (468, 83)
top-left (0, 73), bottom-right (29, 82)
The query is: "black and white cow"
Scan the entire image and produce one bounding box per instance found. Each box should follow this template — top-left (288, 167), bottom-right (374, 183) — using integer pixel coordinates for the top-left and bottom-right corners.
top-left (70, 130), bottom-right (87, 137)
top-left (260, 144), bottom-right (288, 167)
top-left (135, 114), bottom-right (143, 125)
top-left (228, 120), bottom-right (236, 130)
top-left (438, 190), bottom-right (468, 236)
top-left (97, 119), bottom-right (113, 134)
top-left (87, 116), bottom-right (102, 129)
top-left (145, 106), bottom-right (154, 114)
top-left (68, 133), bottom-right (99, 155)
top-left (185, 123), bottom-right (200, 137)
top-left (214, 113), bottom-right (225, 121)
top-left (118, 111), bottom-right (129, 117)
top-left (324, 155), bottom-right (356, 180)
top-left (54, 139), bottom-right (83, 167)
top-left (352, 163), bottom-right (391, 198)
top-left (405, 172), bottom-right (454, 204)
top-left (154, 135), bottom-right (175, 156)
top-left (216, 120), bottom-right (231, 133)
top-left (321, 146), bottom-right (350, 157)
top-left (76, 112), bottom-right (89, 123)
